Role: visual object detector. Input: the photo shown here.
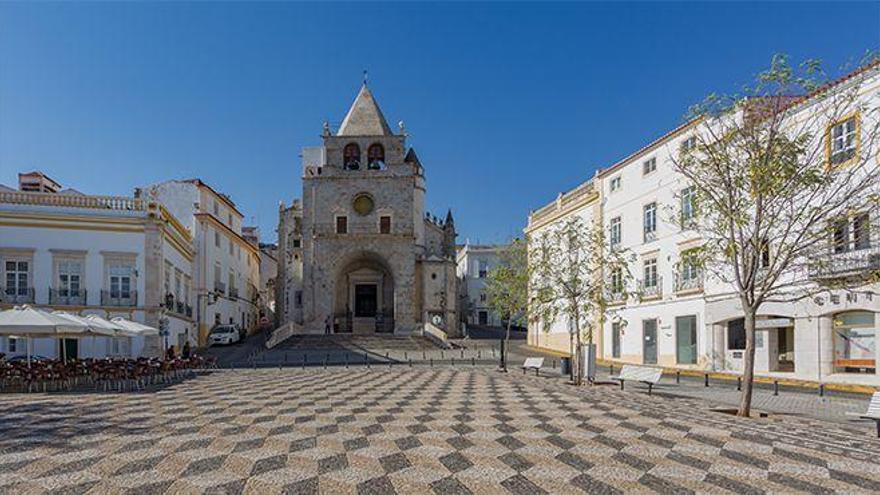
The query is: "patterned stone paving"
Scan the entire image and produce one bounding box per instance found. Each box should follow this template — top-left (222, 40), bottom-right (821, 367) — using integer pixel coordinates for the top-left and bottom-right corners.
top-left (1, 368), bottom-right (880, 494)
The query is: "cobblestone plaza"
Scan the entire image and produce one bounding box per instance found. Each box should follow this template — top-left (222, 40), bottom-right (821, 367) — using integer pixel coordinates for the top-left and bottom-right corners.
top-left (2, 368), bottom-right (880, 494)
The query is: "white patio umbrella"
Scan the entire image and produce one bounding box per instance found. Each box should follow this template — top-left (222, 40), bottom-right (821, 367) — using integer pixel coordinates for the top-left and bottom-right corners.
top-left (0, 305), bottom-right (91, 365)
top-left (54, 312), bottom-right (120, 362)
top-left (110, 317), bottom-right (160, 336)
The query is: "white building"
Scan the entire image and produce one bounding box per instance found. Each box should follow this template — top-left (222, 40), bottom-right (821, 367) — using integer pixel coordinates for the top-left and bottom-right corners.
top-left (528, 63), bottom-right (880, 387)
top-left (0, 171), bottom-right (197, 359)
top-left (456, 243), bottom-right (507, 327)
top-left (144, 179), bottom-right (262, 345)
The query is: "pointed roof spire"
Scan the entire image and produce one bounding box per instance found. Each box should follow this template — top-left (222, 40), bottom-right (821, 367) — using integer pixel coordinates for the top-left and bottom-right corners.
top-left (445, 209), bottom-right (455, 227)
top-left (404, 147), bottom-right (421, 165)
top-left (337, 84), bottom-right (393, 137)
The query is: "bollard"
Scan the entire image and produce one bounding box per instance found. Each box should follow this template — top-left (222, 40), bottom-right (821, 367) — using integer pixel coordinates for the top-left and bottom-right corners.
top-left (704, 373), bottom-right (709, 387)
top-left (385, 352), bottom-right (389, 360)
top-left (773, 380), bottom-right (779, 396)
top-left (405, 352), bottom-right (408, 361)
top-left (819, 384), bottom-right (825, 397)
top-left (452, 357), bottom-right (455, 367)
top-left (471, 357), bottom-right (475, 366)
top-left (610, 364), bottom-right (614, 376)
top-left (409, 358), bottom-right (412, 368)
top-left (423, 351), bottom-right (426, 360)
top-left (553, 359), bottom-right (556, 369)
top-left (461, 349), bottom-right (464, 359)
top-left (478, 350), bottom-right (482, 359)
top-left (302, 355), bottom-right (306, 370)
top-left (430, 358), bottom-right (434, 368)
top-left (676, 371), bottom-right (680, 384)
top-left (366, 355), bottom-right (370, 369)
top-left (323, 358), bottom-right (327, 370)
top-left (492, 348), bottom-right (496, 358)
top-left (441, 351), bottom-right (445, 359)
top-left (737, 377), bottom-right (741, 391)
top-left (345, 353), bottom-right (349, 368)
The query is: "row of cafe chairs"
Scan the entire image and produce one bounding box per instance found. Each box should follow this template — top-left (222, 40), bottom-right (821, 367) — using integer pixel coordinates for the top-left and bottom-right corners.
top-left (0, 355), bottom-right (218, 393)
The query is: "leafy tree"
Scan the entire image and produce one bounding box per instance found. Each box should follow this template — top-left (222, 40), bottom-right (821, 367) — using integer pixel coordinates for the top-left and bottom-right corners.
top-left (530, 215), bottom-right (631, 385)
top-left (485, 238), bottom-right (530, 372)
top-left (671, 54), bottom-right (880, 417)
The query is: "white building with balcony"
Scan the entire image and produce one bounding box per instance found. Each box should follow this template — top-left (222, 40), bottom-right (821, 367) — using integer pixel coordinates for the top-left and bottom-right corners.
top-left (0, 171), bottom-right (196, 359)
top-left (456, 243), bottom-right (507, 328)
top-left (144, 179), bottom-right (261, 345)
top-left (527, 63), bottom-right (880, 387)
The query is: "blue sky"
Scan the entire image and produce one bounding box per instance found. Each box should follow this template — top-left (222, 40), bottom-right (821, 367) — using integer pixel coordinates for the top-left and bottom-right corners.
top-left (1, 2), bottom-right (878, 244)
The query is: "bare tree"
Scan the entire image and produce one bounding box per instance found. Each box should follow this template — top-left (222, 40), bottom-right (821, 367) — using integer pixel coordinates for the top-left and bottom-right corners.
top-left (485, 238), bottom-right (529, 372)
top-left (530, 215), bottom-right (631, 385)
top-left (671, 54), bottom-right (880, 417)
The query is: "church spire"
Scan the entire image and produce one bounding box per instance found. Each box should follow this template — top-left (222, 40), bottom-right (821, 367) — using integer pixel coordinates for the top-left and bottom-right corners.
top-left (337, 84), bottom-right (394, 137)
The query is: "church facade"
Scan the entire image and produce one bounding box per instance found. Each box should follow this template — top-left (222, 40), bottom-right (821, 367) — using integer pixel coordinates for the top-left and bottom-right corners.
top-left (276, 85), bottom-right (459, 337)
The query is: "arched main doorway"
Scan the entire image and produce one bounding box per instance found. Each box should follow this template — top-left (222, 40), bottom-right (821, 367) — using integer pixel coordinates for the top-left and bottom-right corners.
top-left (333, 253), bottom-right (395, 334)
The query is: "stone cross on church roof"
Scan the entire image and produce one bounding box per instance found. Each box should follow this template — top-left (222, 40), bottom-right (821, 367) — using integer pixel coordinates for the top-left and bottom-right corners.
top-left (337, 84), bottom-right (394, 137)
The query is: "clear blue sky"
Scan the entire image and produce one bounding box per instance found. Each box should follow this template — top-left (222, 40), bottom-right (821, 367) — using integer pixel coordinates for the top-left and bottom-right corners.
top-left (1, 2), bottom-right (878, 244)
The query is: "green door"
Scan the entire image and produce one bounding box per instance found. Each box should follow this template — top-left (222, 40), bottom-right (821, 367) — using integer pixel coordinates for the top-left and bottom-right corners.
top-left (676, 315), bottom-right (697, 364)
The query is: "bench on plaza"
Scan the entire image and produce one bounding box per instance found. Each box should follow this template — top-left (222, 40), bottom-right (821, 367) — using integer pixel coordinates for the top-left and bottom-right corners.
top-left (610, 364), bottom-right (663, 395)
top-left (521, 357), bottom-right (544, 376)
top-left (846, 391), bottom-right (880, 438)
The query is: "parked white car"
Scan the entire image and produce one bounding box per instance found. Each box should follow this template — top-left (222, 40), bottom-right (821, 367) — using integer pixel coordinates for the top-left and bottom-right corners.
top-left (209, 325), bottom-right (241, 346)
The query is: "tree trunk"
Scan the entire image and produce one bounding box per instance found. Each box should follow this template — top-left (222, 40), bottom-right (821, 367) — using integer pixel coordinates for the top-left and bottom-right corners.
top-left (737, 308), bottom-right (757, 417)
top-left (574, 321), bottom-right (583, 386)
top-left (503, 319), bottom-right (512, 372)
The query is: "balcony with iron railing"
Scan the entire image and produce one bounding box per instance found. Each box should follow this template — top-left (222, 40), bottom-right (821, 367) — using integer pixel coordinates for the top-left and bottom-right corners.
top-left (639, 276), bottom-right (663, 300)
top-left (644, 229), bottom-right (657, 243)
top-left (214, 281), bottom-right (226, 295)
top-left (809, 243), bottom-right (880, 280)
top-left (101, 290), bottom-right (137, 307)
top-left (605, 287), bottom-right (627, 306)
top-left (1, 287), bottom-right (35, 304)
top-left (674, 271), bottom-right (704, 294)
top-left (229, 286), bottom-right (239, 299)
top-left (49, 288), bottom-right (87, 306)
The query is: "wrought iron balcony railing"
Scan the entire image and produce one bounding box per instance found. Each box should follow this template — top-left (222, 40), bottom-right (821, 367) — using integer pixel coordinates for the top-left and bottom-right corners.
top-left (809, 245), bottom-right (880, 280)
top-left (49, 288), bottom-right (86, 306)
top-left (1, 287), bottom-right (35, 304)
top-left (101, 290), bottom-right (137, 307)
top-left (639, 276), bottom-right (663, 299)
top-left (674, 272), bottom-right (704, 293)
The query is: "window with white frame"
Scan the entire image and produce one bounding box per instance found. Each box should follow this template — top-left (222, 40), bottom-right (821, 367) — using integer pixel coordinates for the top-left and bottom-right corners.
top-left (833, 213), bottom-right (871, 253)
top-left (680, 186), bottom-right (696, 226)
top-left (4, 260), bottom-right (29, 297)
top-left (643, 202), bottom-right (657, 242)
top-left (642, 157), bottom-right (656, 175)
top-left (828, 116), bottom-right (857, 166)
top-left (680, 249), bottom-right (701, 281)
top-left (610, 268), bottom-right (623, 295)
top-left (681, 136), bottom-right (697, 152)
top-left (8, 336), bottom-right (18, 353)
top-left (109, 263), bottom-right (133, 299)
top-left (57, 260), bottom-right (83, 297)
top-left (478, 260), bottom-right (488, 278)
top-left (610, 176), bottom-right (622, 192)
top-left (610, 216), bottom-right (622, 248)
top-left (643, 258), bottom-right (658, 288)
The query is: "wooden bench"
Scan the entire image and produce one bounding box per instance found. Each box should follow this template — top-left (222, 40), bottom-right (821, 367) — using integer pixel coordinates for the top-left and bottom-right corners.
top-left (522, 357), bottom-right (544, 376)
top-left (610, 364), bottom-right (663, 395)
top-left (846, 391), bottom-right (880, 438)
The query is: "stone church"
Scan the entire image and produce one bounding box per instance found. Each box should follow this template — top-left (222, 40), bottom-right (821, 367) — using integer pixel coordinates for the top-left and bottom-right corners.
top-left (276, 84), bottom-right (459, 337)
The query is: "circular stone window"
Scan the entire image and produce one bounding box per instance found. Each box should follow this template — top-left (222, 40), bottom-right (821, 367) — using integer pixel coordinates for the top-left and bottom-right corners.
top-left (352, 194), bottom-right (374, 216)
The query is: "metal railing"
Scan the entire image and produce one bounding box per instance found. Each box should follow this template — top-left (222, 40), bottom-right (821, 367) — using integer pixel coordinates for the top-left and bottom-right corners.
top-left (639, 276), bottom-right (663, 299)
top-left (809, 245), bottom-right (880, 280)
top-left (214, 281), bottom-right (226, 295)
top-left (229, 287), bottom-right (239, 299)
top-left (674, 272), bottom-right (704, 293)
top-left (1, 287), bottom-right (35, 304)
top-left (644, 229), bottom-right (657, 243)
top-left (49, 288), bottom-right (86, 306)
top-left (101, 290), bottom-right (137, 307)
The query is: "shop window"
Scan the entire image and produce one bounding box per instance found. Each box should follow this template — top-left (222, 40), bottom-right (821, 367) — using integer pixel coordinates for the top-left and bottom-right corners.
top-left (833, 311), bottom-right (876, 373)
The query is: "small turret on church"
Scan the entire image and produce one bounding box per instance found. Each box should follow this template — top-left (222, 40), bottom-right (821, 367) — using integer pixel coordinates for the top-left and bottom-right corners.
top-left (442, 209), bottom-right (457, 259)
